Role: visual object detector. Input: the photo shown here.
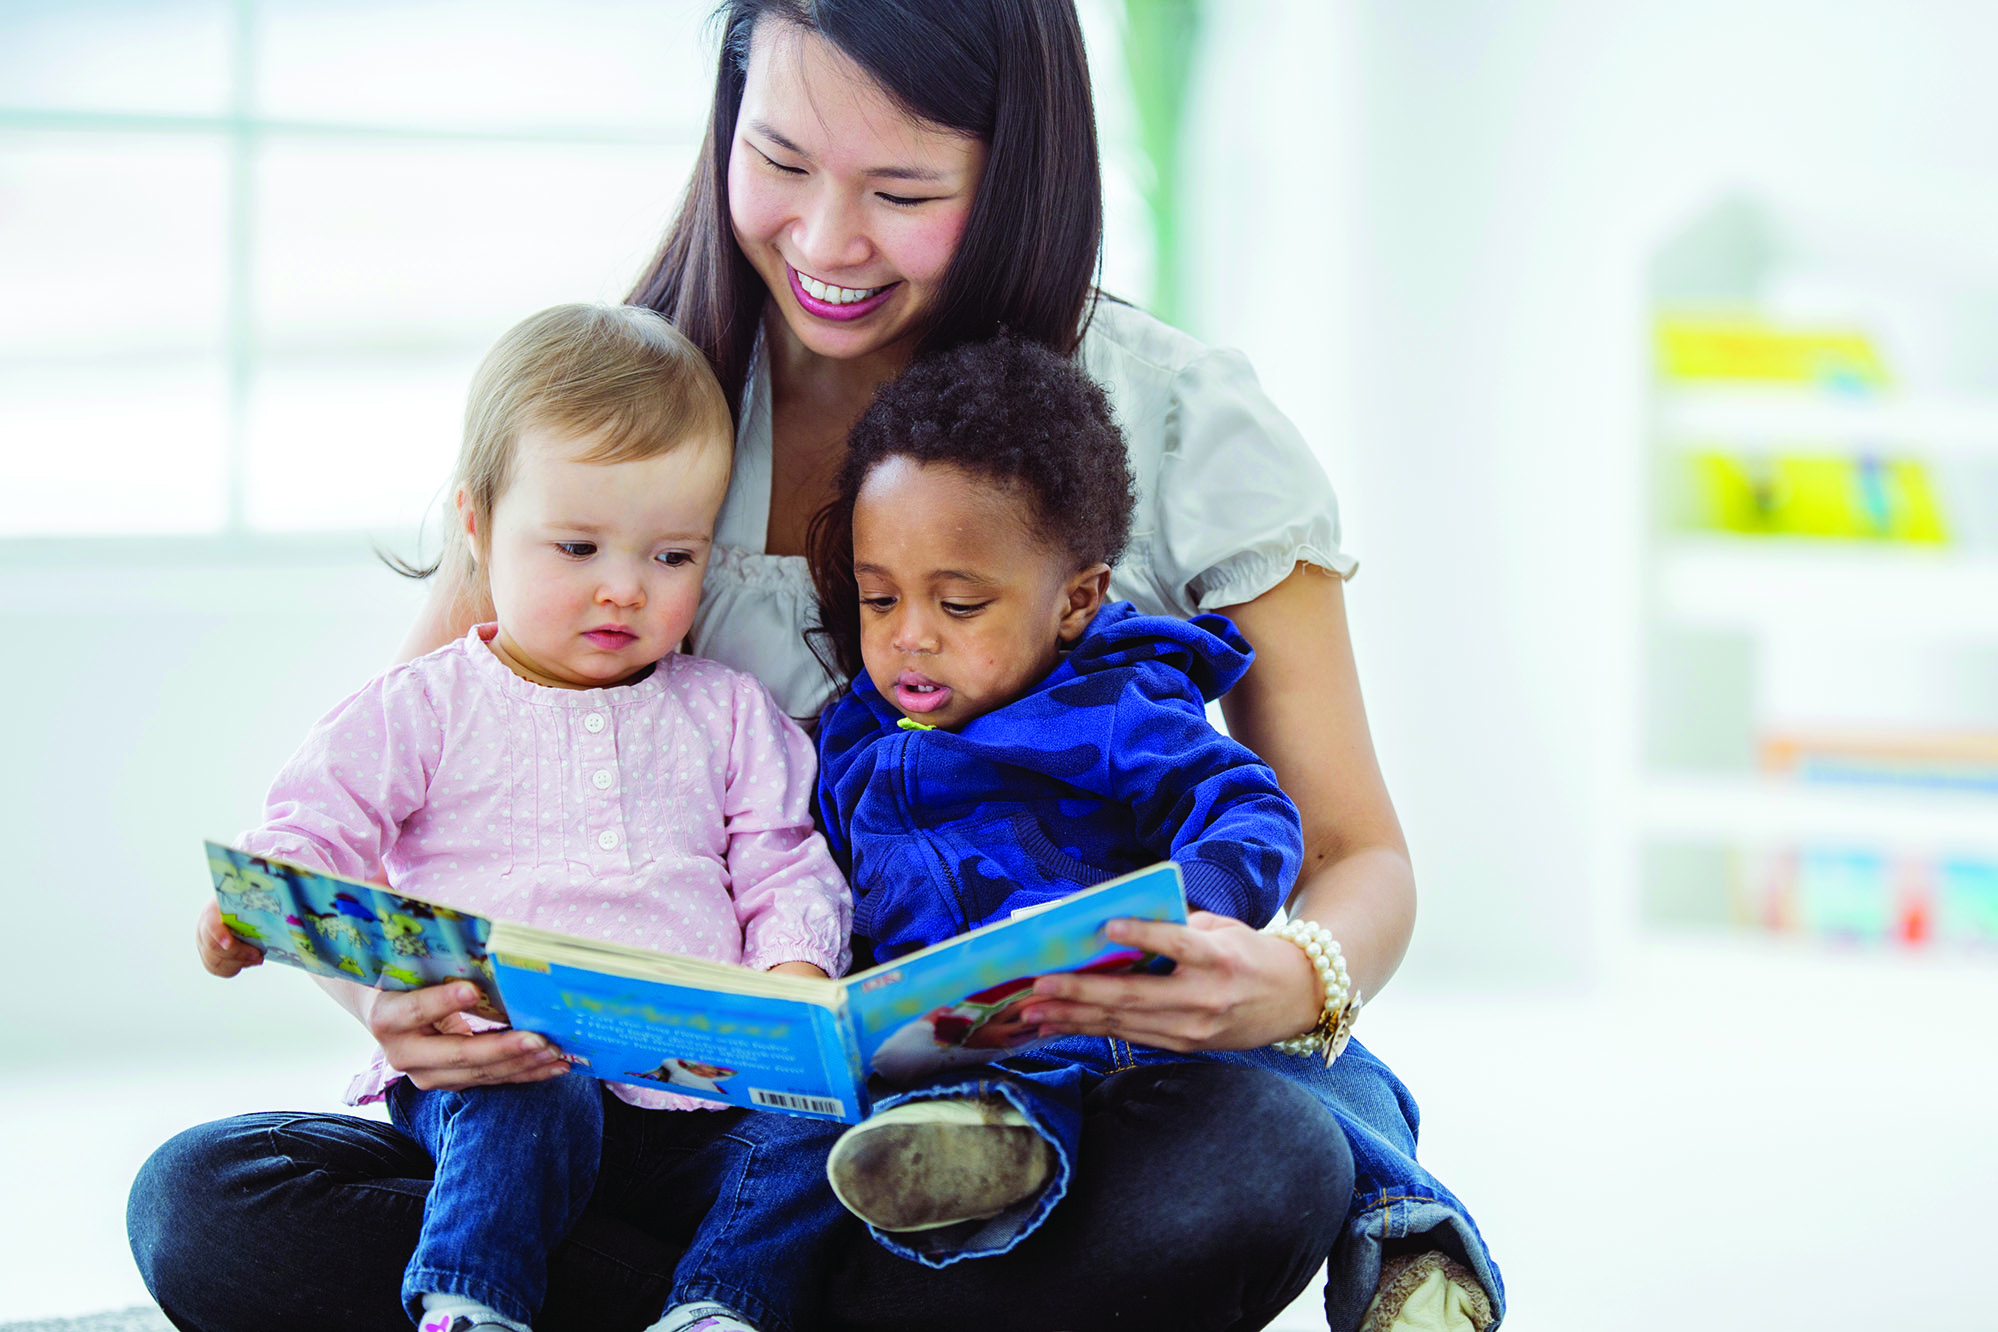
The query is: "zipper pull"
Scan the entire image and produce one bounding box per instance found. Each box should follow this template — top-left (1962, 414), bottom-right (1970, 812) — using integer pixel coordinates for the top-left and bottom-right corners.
top-left (897, 717), bottom-right (937, 732)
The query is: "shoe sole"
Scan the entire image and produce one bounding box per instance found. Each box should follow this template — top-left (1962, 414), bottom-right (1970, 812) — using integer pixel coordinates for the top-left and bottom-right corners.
top-left (827, 1121), bottom-right (1053, 1232)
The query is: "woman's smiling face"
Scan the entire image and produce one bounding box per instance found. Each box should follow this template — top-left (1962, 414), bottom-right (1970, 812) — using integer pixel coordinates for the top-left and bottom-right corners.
top-left (727, 20), bottom-right (987, 366)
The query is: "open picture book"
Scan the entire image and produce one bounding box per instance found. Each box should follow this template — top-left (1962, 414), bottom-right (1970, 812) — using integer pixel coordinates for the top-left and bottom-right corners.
top-left (206, 841), bottom-right (1186, 1122)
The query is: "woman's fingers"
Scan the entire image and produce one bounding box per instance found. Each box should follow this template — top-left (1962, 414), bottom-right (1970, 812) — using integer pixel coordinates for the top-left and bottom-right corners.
top-left (368, 984), bottom-right (570, 1089)
top-left (1098, 915), bottom-right (1225, 961)
top-left (1026, 915), bottom-right (1322, 1050)
top-left (366, 982), bottom-right (482, 1039)
top-left (402, 1030), bottom-right (569, 1090)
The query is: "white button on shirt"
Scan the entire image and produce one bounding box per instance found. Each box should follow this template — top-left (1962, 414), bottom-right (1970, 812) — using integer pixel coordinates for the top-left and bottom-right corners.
top-left (597, 829), bottom-right (619, 851)
top-left (583, 712), bottom-right (606, 734)
top-left (592, 769), bottom-right (614, 790)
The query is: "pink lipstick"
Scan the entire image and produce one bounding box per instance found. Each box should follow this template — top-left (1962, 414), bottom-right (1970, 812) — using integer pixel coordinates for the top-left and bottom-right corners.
top-left (787, 264), bottom-right (897, 323)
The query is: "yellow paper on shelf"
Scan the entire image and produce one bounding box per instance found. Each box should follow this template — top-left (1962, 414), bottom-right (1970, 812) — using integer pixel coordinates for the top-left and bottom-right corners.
top-left (1656, 316), bottom-right (1890, 390)
top-left (1677, 450), bottom-right (1948, 543)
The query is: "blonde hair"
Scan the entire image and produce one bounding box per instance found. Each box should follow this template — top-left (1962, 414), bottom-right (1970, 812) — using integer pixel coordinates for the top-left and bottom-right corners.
top-left (404, 303), bottom-right (733, 614)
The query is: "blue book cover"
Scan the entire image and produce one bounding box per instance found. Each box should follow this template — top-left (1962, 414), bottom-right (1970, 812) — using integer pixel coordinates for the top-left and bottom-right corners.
top-left (209, 844), bottom-right (1186, 1122)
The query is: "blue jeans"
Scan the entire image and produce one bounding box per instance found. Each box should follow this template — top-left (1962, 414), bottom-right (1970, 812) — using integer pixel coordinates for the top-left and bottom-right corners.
top-left (387, 1078), bottom-right (848, 1332)
top-left (388, 1076), bottom-right (604, 1325)
top-left (130, 1063), bottom-right (1352, 1331)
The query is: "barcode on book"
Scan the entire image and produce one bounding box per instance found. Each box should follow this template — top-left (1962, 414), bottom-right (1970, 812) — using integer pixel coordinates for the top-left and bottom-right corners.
top-left (748, 1088), bottom-right (846, 1116)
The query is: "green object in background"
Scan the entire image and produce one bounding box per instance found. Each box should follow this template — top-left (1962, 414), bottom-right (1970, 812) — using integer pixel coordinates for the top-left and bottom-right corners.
top-left (1123, 0), bottom-right (1200, 325)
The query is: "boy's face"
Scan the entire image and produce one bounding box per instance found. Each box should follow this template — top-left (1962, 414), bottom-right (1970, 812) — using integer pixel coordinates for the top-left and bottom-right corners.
top-left (853, 457), bottom-right (1108, 730)
top-left (467, 425), bottom-right (731, 690)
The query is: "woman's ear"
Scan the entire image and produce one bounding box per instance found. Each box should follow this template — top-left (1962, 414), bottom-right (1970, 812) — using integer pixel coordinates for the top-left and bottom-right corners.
top-left (1056, 564), bottom-right (1113, 643)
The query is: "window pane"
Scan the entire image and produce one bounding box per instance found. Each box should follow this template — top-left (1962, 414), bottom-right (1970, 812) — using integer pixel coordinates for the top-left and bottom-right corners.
top-left (0, 0), bottom-right (231, 118)
top-left (0, 133), bottom-right (229, 357)
top-left (0, 361), bottom-right (228, 534)
top-left (256, 0), bottom-right (714, 134)
top-left (243, 352), bottom-right (470, 533)
top-left (253, 138), bottom-right (696, 348)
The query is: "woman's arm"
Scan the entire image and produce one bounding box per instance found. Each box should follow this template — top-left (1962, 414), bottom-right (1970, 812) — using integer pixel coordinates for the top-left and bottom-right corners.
top-left (1215, 563), bottom-right (1415, 998)
top-left (397, 565), bottom-right (491, 664)
top-left (1025, 564), bottom-right (1413, 1050)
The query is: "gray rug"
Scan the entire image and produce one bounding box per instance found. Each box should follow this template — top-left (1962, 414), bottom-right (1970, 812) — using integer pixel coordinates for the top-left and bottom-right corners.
top-left (0, 1311), bottom-right (172, 1332)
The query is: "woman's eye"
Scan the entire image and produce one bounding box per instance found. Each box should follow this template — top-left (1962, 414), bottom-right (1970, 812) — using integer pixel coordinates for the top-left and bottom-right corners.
top-left (556, 542), bottom-right (595, 558)
top-left (877, 192), bottom-right (935, 208)
top-left (655, 550), bottom-right (694, 568)
top-left (756, 146), bottom-right (806, 176)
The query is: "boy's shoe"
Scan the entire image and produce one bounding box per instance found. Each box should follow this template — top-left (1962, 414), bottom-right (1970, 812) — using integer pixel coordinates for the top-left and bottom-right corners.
top-left (1358, 1251), bottom-right (1494, 1332)
top-left (825, 1095), bottom-right (1054, 1232)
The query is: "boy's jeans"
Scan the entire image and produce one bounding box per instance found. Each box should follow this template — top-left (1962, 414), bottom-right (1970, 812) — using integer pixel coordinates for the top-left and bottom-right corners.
top-left (389, 1077), bottom-right (849, 1332)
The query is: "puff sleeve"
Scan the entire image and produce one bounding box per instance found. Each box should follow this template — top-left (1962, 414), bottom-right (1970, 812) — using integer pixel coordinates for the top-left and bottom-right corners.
top-left (1084, 303), bottom-right (1355, 619)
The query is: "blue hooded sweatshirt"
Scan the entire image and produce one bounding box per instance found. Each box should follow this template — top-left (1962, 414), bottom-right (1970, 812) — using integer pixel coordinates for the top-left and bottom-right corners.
top-left (815, 601), bottom-right (1305, 960)
top-left (815, 603), bottom-right (1507, 1326)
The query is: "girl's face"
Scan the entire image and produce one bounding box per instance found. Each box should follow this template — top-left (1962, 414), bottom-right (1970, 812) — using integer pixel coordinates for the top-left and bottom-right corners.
top-left (728, 22), bottom-right (986, 368)
top-left (852, 457), bottom-right (1107, 730)
top-left (465, 426), bottom-right (731, 690)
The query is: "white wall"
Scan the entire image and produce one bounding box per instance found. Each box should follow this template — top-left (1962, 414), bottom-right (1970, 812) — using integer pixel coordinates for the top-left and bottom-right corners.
top-left (1179, 0), bottom-right (1998, 985)
top-left (0, 550), bottom-right (427, 1068)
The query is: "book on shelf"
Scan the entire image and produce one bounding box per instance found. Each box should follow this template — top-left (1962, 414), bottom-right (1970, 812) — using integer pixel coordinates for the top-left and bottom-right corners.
top-left (1654, 315), bottom-right (1890, 391)
top-left (1733, 842), bottom-right (1998, 947)
top-left (206, 841), bottom-right (1185, 1122)
top-left (1677, 451), bottom-right (1949, 543)
top-left (1761, 729), bottom-right (1998, 793)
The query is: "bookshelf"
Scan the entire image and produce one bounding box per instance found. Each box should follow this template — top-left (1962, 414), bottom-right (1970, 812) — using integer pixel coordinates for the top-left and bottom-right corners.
top-left (1640, 196), bottom-right (1998, 950)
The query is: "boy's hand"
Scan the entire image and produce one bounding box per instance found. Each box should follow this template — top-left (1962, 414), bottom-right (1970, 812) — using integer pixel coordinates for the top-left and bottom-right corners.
top-left (196, 898), bottom-right (265, 978)
top-left (767, 961), bottom-right (830, 979)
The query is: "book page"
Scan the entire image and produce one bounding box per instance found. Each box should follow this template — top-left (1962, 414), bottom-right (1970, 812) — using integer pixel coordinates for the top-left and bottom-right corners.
top-left (841, 863), bottom-right (1186, 1087)
top-left (206, 842), bottom-right (504, 1020)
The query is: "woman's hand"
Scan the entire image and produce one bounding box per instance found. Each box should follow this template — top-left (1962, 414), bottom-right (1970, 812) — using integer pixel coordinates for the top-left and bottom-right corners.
top-left (364, 983), bottom-right (570, 1092)
top-left (196, 899), bottom-right (265, 978)
top-left (1022, 912), bottom-right (1322, 1052)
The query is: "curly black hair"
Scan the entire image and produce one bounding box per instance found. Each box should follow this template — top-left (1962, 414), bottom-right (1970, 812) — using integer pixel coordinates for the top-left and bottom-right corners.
top-left (807, 332), bottom-right (1137, 686)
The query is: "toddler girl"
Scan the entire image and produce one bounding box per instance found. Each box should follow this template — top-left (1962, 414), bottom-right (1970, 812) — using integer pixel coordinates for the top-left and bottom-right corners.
top-left (802, 333), bottom-right (1335, 1264)
top-left (195, 304), bottom-right (852, 1332)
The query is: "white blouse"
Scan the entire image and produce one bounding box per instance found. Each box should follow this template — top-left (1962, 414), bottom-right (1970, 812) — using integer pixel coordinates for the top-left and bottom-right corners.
top-left (687, 299), bottom-right (1355, 721)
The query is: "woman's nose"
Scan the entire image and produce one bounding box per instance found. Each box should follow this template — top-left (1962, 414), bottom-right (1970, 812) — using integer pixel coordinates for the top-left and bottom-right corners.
top-left (792, 186), bottom-right (872, 274)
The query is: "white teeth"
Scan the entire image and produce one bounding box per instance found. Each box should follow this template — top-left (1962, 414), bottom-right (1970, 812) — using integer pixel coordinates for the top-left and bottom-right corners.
top-left (798, 272), bottom-right (886, 305)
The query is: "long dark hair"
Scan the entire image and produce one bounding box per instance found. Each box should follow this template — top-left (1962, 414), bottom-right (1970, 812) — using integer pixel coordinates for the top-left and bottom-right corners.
top-left (627, 0), bottom-right (1104, 413)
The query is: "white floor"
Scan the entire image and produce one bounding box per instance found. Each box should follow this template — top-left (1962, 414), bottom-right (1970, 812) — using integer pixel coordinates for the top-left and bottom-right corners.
top-left (6, 937), bottom-right (1995, 1329)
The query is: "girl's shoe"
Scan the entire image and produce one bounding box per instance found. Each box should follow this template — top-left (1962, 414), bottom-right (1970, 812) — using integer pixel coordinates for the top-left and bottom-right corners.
top-left (1358, 1251), bottom-right (1495, 1332)
top-left (648, 1301), bottom-right (760, 1332)
top-left (826, 1096), bottom-right (1054, 1232)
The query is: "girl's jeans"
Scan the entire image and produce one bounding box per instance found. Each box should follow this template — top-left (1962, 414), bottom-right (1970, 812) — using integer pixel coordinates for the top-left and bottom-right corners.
top-left (387, 1078), bottom-right (849, 1332)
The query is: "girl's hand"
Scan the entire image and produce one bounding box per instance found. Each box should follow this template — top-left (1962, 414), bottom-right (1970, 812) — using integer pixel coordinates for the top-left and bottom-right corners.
top-left (365, 983), bottom-right (571, 1091)
top-left (767, 961), bottom-right (830, 979)
top-left (196, 899), bottom-right (265, 978)
top-left (1021, 912), bottom-right (1323, 1052)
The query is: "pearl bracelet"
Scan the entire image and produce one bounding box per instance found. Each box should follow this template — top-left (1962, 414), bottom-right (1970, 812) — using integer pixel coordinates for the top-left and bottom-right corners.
top-left (1267, 917), bottom-right (1361, 1067)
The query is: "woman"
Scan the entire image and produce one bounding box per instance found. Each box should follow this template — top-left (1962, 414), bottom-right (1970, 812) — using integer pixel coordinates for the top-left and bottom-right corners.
top-left (129, 3), bottom-right (1501, 1329)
